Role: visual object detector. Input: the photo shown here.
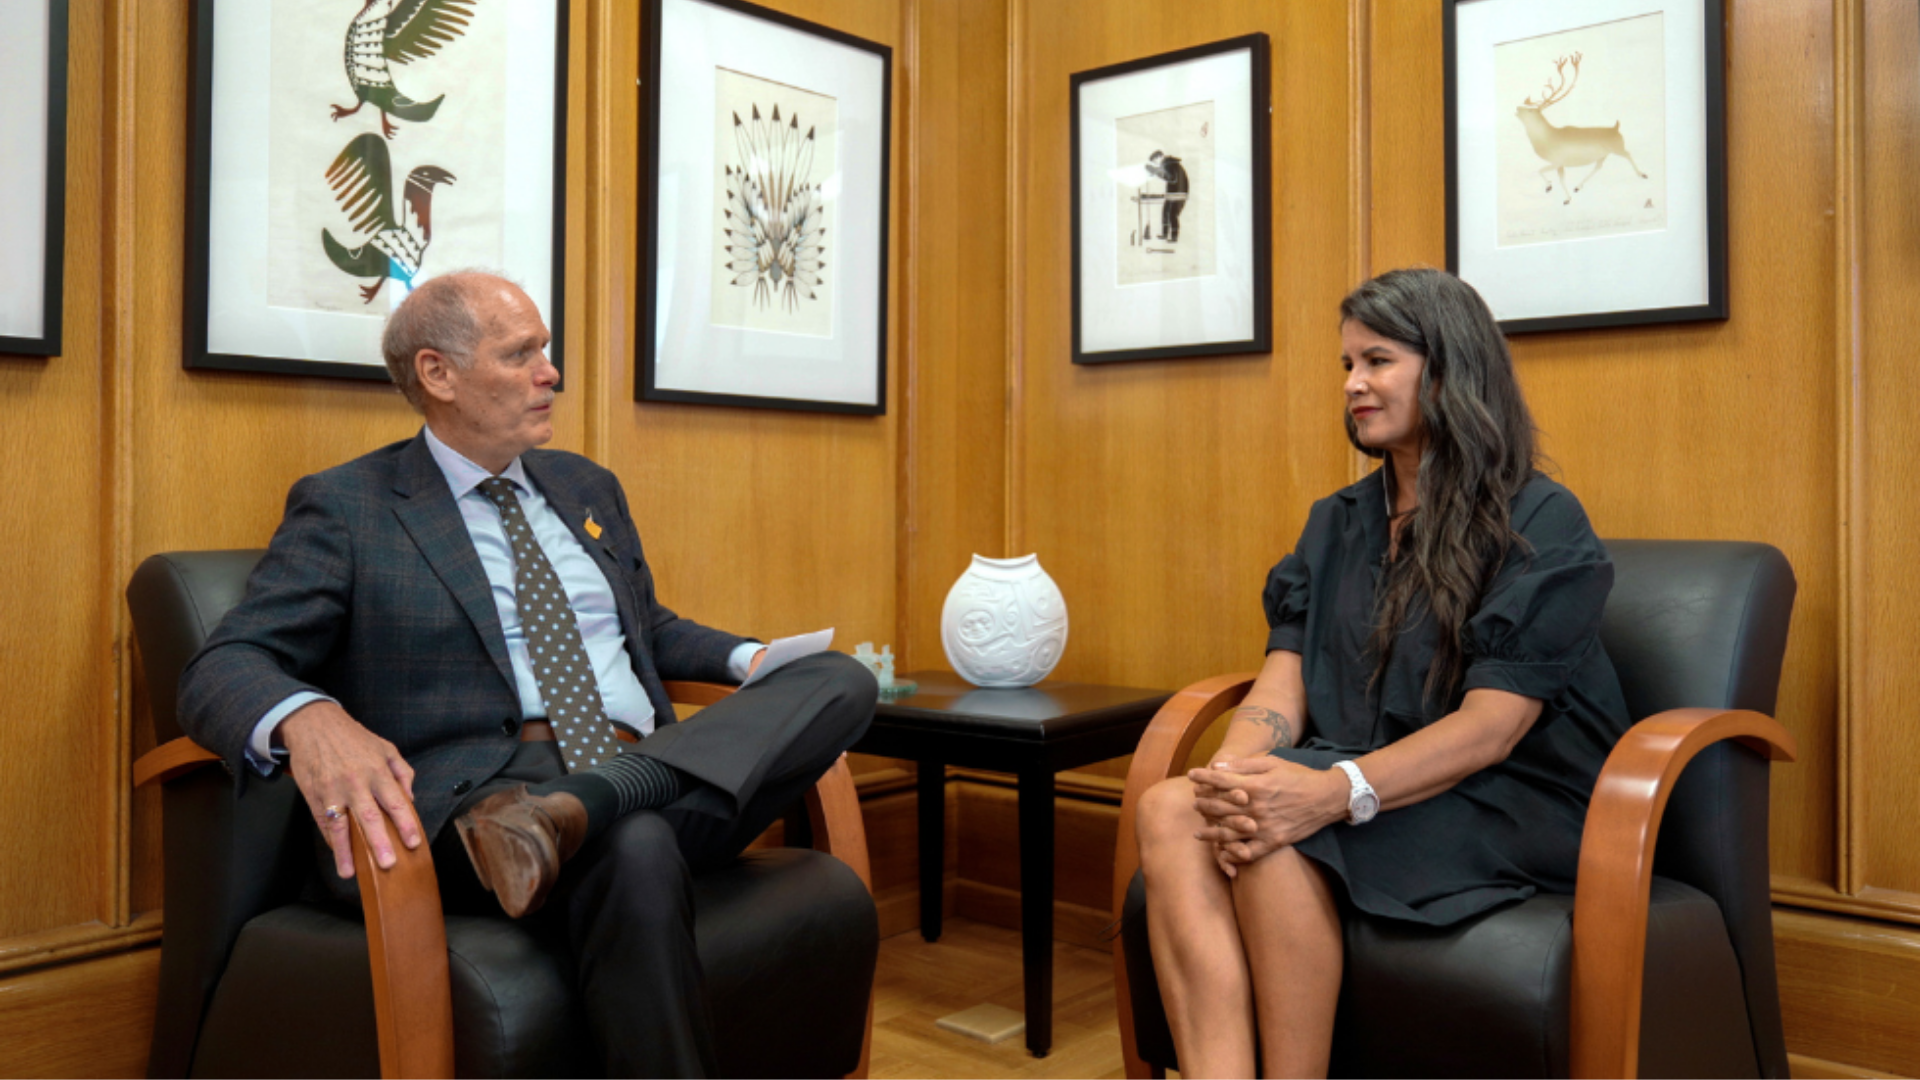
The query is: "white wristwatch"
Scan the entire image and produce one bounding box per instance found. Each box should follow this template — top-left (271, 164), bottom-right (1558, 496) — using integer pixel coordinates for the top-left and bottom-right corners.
top-left (1334, 760), bottom-right (1379, 825)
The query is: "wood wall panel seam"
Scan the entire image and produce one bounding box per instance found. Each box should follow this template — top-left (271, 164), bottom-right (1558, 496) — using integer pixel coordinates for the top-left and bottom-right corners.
top-left (102, 0), bottom-right (140, 931)
top-left (1003, 0), bottom-right (1026, 559)
top-left (582, 0), bottom-right (613, 466)
top-left (1348, 0), bottom-right (1374, 487)
top-left (1833, 0), bottom-right (1866, 897)
top-left (897, 0), bottom-right (921, 660)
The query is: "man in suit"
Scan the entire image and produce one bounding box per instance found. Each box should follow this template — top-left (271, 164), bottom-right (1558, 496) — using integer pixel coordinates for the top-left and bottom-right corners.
top-left (178, 270), bottom-right (877, 1076)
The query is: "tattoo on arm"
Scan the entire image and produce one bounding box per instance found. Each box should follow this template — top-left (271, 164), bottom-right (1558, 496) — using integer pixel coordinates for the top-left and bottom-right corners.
top-left (1232, 705), bottom-right (1294, 750)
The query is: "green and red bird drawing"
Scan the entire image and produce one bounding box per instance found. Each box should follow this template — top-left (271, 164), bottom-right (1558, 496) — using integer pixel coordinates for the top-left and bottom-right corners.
top-left (331, 0), bottom-right (479, 139)
top-left (322, 133), bottom-right (455, 303)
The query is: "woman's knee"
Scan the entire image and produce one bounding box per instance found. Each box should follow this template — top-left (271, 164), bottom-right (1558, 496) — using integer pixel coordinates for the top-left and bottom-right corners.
top-left (1136, 777), bottom-right (1202, 858)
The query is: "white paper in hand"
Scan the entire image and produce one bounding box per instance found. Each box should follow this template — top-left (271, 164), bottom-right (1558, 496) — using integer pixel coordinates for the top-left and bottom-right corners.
top-left (738, 628), bottom-right (835, 689)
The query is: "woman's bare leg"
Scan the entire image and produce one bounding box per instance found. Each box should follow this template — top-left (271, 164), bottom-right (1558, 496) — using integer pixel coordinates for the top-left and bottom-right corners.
top-left (1137, 777), bottom-right (1257, 1078)
top-left (1231, 846), bottom-right (1343, 1078)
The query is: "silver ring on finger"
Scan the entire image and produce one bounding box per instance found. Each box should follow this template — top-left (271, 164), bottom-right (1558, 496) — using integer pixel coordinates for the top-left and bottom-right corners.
top-left (324, 804), bottom-right (346, 822)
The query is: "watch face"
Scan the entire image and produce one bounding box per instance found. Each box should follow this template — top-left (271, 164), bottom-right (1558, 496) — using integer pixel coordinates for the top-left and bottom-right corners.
top-left (1351, 791), bottom-right (1380, 824)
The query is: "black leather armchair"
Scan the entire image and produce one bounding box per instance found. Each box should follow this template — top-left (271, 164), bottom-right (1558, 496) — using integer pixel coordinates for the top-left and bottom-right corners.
top-left (130, 550), bottom-right (879, 1079)
top-left (1112, 540), bottom-right (1799, 1078)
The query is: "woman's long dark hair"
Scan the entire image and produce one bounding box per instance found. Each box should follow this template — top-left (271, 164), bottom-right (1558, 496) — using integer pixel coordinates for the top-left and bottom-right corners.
top-left (1340, 269), bottom-right (1540, 707)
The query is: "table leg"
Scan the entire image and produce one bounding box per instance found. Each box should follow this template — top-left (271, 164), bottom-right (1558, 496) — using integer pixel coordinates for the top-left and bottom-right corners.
top-left (1017, 768), bottom-right (1055, 1058)
top-left (918, 761), bottom-right (945, 943)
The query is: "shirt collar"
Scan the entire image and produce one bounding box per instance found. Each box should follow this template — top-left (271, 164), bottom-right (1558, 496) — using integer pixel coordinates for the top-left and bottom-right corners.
top-left (421, 424), bottom-right (531, 500)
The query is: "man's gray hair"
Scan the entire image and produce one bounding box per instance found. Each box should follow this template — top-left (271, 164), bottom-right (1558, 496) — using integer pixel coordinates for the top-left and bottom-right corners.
top-left (380, 270), bottom-right (517, 411)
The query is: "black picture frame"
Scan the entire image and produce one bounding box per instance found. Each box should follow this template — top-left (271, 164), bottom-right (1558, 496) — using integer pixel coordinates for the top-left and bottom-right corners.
top-left (638, 0), bottom-right (892, 415)
top-left (183, 0), bottom-right (570, 383)
top-left (0, 0), bottom-right (70, 358)
top-left (1069, 33), bottom-right (1272, 365)
top-left (1444, 0), bottom-right (1727, 334)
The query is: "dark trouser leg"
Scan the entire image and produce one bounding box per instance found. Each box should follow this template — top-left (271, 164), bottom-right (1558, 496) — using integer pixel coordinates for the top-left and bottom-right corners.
top-left (553, 810), bottom-right (713, 1078)
top-left (1164, 199), bottom-right (1184, 242)
top-left (642, 651), bottom-right (877, 869)
top-left (422, 653), bottom-right (874, 1075)
top-left (554, 653), bottom-right (874, 1074)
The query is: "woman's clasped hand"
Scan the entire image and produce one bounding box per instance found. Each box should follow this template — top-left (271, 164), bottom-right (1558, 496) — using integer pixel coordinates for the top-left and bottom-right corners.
top-left (1186, 757), bottom-right (1346, 875)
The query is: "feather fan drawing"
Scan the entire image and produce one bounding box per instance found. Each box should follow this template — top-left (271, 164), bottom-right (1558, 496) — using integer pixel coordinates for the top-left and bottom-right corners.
top-left (720, 103), bottom-right (827, 313)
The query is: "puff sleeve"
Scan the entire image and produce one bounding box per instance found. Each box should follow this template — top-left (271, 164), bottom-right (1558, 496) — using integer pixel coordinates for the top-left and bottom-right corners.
top-left (1461, 489), bottom-right (1613, 704)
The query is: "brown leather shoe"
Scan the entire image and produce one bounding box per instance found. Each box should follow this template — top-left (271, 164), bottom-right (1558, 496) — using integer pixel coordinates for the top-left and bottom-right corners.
top-left (454, 785), bottom-right (590, 918)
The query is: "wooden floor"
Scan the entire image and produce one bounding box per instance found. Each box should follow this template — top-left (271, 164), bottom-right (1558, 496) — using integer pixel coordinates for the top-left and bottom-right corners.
top-left (872, 918), bottom-right (1130, 1079)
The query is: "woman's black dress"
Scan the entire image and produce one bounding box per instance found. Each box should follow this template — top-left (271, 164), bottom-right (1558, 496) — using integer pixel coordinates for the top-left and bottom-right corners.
top-left (1264, 470), bottom-right (1631, 927)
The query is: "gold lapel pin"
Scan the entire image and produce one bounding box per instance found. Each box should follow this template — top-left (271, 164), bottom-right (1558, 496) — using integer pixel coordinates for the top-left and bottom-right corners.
top-left (584, 513), bottom-right (603, 541)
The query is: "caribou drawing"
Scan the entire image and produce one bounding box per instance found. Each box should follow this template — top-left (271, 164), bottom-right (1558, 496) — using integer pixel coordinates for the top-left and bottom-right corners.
top-left (1514, 52), bottom-right (1647, 205)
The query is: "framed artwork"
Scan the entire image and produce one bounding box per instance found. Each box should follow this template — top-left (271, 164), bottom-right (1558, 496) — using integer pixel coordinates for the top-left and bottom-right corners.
top-left (1446, 0), bottom-right (1727, 333)
top-left (185, 0), bottom-right (569, 381)
top-left (0, 0), bottom-right (69, 357)
top-left (639, 0), bottom-right (892, 414)
top-left (1070, 34), bottom-right (1271, 365)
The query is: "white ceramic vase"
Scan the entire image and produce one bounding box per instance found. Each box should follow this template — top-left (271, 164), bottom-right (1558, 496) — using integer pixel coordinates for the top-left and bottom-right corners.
top-left (940, 554), bottom-right (1069, 688)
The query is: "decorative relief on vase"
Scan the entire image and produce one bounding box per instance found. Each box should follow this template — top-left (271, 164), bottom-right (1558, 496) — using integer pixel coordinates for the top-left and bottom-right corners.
top-left (940, 554), bottom-right (1069, 688)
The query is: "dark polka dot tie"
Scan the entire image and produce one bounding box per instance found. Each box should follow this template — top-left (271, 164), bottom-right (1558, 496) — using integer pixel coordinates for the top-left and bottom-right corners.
top-left (477, 477), bottom-right (621, 772)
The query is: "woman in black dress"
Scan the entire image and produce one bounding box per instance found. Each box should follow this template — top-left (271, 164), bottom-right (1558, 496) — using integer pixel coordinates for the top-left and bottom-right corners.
top-left (1134, 268), bottom-right (1631, 1078)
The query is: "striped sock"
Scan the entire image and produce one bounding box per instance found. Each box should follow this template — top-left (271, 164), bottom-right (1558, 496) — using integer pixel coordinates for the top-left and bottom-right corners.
top-left (528, 753), bottom-right (685, 836)
top-left (590, 752), bottom-right (685, 816)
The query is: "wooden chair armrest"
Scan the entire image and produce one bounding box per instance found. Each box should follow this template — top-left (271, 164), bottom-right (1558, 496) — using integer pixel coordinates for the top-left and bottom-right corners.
top-left (135, 738), bottom-right (455, 1077)
top-left (132, 736), bottom-right (220, 787)
top-left (350, 808), bottom-right (456, 1080)
top-left (1569, 707), bottom-right (1797, 1080)
top-left (804, 753), bottom-right (872, 892)
top-left (1112, 673), bottom-right (1257, 1080)
top-left (1112, 674), bottom-right (1259, 917)
top-left (663, 679), bottom-right (737, 707)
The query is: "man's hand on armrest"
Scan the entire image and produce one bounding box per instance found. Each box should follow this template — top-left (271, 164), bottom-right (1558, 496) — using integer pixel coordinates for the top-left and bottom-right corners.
top-left (279, 700), bottom-right (423, 879)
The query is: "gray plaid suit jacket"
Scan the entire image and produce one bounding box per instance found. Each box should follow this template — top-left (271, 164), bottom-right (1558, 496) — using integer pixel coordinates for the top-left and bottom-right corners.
top-left (178, 432), bottom-right (749, 839)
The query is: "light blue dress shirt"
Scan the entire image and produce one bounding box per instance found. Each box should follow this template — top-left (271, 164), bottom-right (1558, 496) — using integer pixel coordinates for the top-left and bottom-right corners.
top-left (247, 426), bottom-right (758, 773)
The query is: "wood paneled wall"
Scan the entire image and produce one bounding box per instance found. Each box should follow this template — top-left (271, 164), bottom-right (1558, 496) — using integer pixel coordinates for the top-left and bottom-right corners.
top-left (0, 0), bottom-right (924, 1070)
top-left (5, 0), bottom-right (1920, 1075)
top-left (970, 0), bottom-right (1920, 1074)
top-left (1012, 0), bottom-right (1360, 716)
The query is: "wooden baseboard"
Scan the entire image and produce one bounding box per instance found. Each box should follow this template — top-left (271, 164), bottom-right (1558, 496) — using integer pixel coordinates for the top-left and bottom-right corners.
top-left (0, 945), bottom-right (157, 1078)
top-left (0, 912), bottom-right (164, 978)
top-left (951, 878), bottom-right (1116, 951)
top-left (1790, 1052), bottom-right (1907, 1079)
top-left (1776, 908), bottom-right (1920, 1077)
top-left (876, 879), bottom-right (962, 941)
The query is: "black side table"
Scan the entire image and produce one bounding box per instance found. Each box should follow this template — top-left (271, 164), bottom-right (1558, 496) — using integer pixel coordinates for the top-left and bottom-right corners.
top-left (855, 670), bottom-right (1171, 1058)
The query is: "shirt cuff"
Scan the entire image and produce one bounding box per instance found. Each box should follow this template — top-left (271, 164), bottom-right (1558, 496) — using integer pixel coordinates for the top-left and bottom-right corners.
top-left (727, 641), bottom-right (767, 683)
top-left (247, 692), bottom-right (336, 776)
top-left (1266, 622), bottom-right (1306, 654)
top-left (1461, 659), bottom-right (1570, 703)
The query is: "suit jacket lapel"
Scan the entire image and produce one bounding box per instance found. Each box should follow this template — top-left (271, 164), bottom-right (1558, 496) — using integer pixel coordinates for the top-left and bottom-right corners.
top-left (389, 434), bottom-right (517, 693)
top-left (523, 454), bottom-right (646, 657)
